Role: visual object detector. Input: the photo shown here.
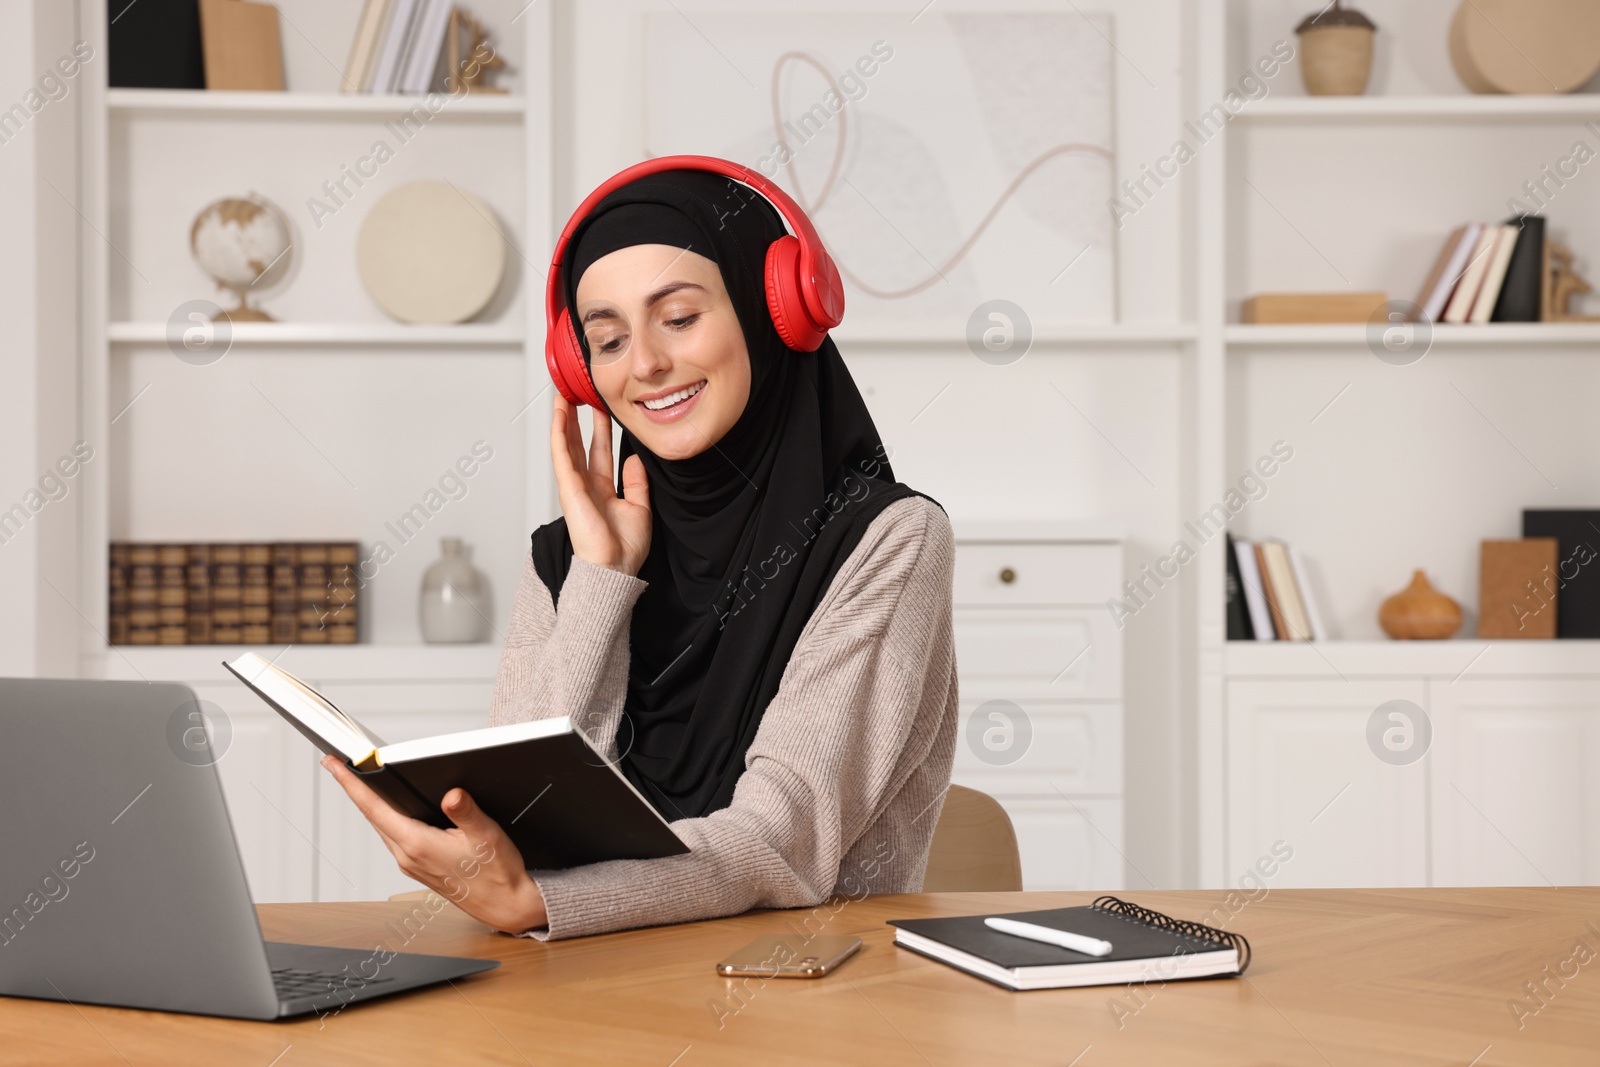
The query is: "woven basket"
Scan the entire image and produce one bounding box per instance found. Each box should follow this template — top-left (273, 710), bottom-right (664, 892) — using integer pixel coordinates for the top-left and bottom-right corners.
top-left (1300, 25), bottom-right (1375, 96)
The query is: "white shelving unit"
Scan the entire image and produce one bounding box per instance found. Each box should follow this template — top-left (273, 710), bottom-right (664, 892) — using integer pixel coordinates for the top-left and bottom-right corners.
top-left (78, 0), bottom-right (555, 674)
top-left (73, 0), bottom-right (554, 901)
top-left (1200, 0), bottom-right (1600, 887)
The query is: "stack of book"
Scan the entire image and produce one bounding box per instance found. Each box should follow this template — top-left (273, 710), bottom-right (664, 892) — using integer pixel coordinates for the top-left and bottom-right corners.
top-left (109, 542), bottom-right (359, 646)
top-left (1226, 534), bottom-right (1326, 642)
top-left (1409, 216), bottom-right (1546, 325)
top-left (343, 0), bottom-right (464, 94)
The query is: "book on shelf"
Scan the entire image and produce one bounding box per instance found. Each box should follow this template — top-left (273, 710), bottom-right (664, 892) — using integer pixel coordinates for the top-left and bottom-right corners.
top-left (1228, 537), bottom-right (1326, 642)
top-left (343, 0), bottom-right (397, 92)
top-left (368, 0), bottom-right (421, 93)
top-left (1522, 510), bottom-right (1600, 638)
top-left (401, 0), bottom-right (455, 94)
top-left (1468, 224), bottom-right (1521, 324)
top-left (1287, 543), bottom-right (1328, 642)
top-left (108, 0), bottom-right (206, 90)
top-left (1412, 223), bottom-right (1480, 325)
top-left (1224, 533), bottom-right (1254, 641)
top-left (1412, 216), bottom-right (1552, 325)
top-left (109, 541), bottom-right (359, 646)
top-left (1442, 225), bottom-right (1500, 324)
top-left (198, 0), bottom-right (285, 92)
top-left (887, 896), bottom-right (1251, 992)
top-left (222, 651), bottom-right (690, 868)
top-left (348, 0), bottom-right (503, 95)
top-left (1492, 215), bottom-right (1545, 323)
top-left (1230, 537), bottom-right (1274, 642)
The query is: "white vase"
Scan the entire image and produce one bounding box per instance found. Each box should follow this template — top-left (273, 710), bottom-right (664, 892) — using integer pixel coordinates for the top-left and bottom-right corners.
top-left (419, 537), bottom-right (490, 643)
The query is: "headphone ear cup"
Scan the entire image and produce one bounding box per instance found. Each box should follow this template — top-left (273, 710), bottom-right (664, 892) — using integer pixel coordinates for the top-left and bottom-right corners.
top-left (546, 308), bottom-right (602, 408)
top-left (765, 234), bottom-right (827, 351)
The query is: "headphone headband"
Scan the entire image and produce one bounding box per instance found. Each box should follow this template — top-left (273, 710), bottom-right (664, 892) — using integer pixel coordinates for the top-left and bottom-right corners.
top-left (544, 155), bottom-right (844, 409)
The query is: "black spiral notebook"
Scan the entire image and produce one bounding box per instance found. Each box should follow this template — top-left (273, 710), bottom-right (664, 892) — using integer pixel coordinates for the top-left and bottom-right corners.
top-left (888, 896), bottom-right (1252, 991)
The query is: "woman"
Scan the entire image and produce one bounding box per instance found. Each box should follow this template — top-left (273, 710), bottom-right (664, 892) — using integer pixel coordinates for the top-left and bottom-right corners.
top-left (323, 164), bottom-right (959, 940)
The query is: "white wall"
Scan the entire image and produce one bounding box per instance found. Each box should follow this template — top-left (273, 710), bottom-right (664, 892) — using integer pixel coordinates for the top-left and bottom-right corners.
top-left (0, 0), bottom-right (83, 678)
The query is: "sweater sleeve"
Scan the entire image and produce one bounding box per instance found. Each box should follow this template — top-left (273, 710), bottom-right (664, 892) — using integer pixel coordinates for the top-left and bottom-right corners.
top-left (487, 551), bottom-right (645, 762)
top-left (510, 496), bottom-right (957, 941)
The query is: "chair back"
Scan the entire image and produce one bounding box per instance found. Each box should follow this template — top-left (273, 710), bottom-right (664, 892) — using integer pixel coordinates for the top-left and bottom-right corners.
top-left (921, 784), bottom-right (1024, 892)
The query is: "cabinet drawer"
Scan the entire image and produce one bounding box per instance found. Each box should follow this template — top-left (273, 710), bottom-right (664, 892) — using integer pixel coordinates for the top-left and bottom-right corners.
top-left (954, 609), bottom-right (1122, 699)
top-left (953, 542), bottom-right (1121, 606)
top-left (950, 700), bottom-right (1122, 795)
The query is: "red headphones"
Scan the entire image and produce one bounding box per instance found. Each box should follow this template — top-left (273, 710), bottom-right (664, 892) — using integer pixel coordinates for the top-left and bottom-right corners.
top-left (544, 155), bottom-right (846, 409)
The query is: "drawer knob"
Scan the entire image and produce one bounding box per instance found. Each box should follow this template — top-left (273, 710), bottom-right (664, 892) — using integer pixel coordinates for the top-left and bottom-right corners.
top-left (999, 567), bottom-right (1016, 584)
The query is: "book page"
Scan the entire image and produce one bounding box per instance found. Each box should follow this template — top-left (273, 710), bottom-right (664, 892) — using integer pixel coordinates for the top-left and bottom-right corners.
top-left (226, 652), bottom-right (384, 761)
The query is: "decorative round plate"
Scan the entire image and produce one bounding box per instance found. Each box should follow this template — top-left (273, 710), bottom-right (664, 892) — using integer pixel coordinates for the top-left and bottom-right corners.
top-left (357, 181), bottom-right (506, 324)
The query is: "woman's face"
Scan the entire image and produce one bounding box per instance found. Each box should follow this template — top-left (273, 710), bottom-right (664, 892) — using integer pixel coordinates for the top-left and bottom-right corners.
top-left (575, 244), bottom-right (752, 461)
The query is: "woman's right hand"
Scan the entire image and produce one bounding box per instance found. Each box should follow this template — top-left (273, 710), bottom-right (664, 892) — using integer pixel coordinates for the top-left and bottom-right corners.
top-left (550, 392), bottom-right (652, 576)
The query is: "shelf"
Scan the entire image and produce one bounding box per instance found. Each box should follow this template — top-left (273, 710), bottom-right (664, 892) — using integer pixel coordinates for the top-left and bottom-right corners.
top-left (830, 322), bottom-right (1197, 347)
top-left (1241, 95), bottom-right (1600, 122)
top-left (1225, 323), bottom-right (1600, 348)
top-left (107, 88), bottom-right (525, 119)
top-left (89, 644), bottom-right (504, 684)
top-left (1226, 640), bottom-right (1600, 679)
top-left (107, 322), bottom-right (525, 348)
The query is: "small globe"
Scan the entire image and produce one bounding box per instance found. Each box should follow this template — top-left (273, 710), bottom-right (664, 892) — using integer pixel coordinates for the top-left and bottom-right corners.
top-left (189, 194), bottom-right (293, 321)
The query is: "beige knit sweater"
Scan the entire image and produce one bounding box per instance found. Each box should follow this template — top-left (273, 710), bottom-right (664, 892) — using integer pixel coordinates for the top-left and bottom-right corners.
top-left (486, 494), bottom-right (959, 940)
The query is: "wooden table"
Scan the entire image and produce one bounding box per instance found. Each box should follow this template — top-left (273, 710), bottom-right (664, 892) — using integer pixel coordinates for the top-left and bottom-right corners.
top-left (3, 888), bottom-right (1598, 1065)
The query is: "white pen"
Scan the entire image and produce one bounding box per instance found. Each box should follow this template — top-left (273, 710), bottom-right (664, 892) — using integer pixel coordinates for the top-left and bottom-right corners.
top-left (984, 916), bottom-right (1114, 957)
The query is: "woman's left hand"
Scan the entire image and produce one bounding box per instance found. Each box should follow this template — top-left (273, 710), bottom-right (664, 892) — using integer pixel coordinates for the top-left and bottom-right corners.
top-left (320, 755), bottom-right (548, 935)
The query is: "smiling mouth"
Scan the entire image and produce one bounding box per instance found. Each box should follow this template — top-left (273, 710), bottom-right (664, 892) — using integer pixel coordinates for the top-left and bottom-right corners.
top-left (638, 380), bottom-right (707, 411)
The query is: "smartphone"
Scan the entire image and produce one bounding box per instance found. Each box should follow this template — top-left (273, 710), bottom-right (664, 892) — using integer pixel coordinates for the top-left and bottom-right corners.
top-left (716, 934), bottom-right (862, 979)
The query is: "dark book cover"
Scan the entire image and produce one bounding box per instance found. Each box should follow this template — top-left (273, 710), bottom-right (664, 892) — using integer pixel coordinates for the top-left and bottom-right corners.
top-left (1492, 214), bottom-right (1546, 322)
top-left (210, 543), bottom-right (243, 643)
top-left (156, 543), bottom-right (189, 645)
top-left (271, 541), bottom-right (299, 644)
top-left (1522, 510), bottom-right (1600, 636)
top-left (108, 0), bottom-right (206, 90)
top-left (241, 544), bottom-right (272, 645)
top-left (108, 543), bottom-right (130, 645)
top-left (1225, 533), bottom-right (1254, 640)
top-left (186, 542), bottom-right (213, 645)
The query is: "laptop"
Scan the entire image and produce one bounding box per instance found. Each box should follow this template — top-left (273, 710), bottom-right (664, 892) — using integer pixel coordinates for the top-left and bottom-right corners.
top-left (0, 677), bottom-right (498, 1020)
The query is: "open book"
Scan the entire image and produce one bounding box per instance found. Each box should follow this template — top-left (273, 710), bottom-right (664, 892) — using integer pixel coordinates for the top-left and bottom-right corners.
top-left (222, 652), bottom-right (689, 869)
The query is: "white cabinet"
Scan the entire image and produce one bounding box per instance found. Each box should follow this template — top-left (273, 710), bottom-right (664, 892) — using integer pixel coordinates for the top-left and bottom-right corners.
top-left (1226, 680), bottom-right (1428, 889)
top-left (1224, 658), bottom-right (1600, 889)
top-left (948, 531), bottom-right (1123, 891)
top-left (1431, 679), bottom-right (1600, 887)
top-left (186, 682), bottom-right (318, 904)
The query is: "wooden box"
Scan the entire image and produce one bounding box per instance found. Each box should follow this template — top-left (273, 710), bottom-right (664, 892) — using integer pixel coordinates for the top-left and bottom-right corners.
top-left (1241, 291), bottom-right (1389, 324)
top-left (1478, 538), bottom-right (1559, 639)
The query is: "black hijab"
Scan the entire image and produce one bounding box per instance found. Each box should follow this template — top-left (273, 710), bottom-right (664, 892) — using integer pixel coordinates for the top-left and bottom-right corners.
top-left (531, 169), bottom-right (941, 821)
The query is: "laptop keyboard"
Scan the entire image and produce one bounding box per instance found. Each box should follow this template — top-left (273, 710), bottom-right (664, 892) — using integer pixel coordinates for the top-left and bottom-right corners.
top-left (272, 966), bottom-right (395, 1001)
